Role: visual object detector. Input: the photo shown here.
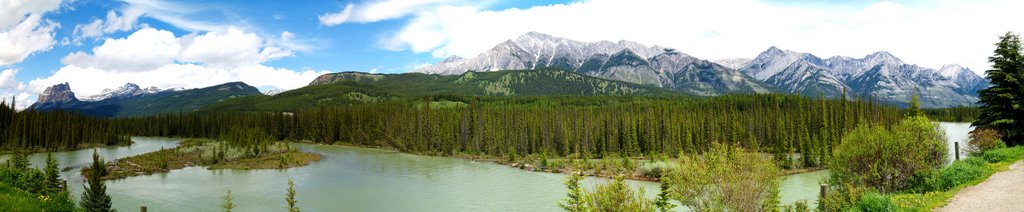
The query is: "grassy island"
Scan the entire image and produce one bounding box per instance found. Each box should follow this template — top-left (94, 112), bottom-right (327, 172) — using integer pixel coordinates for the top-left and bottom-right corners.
top-left (87, 138), bottom-right (321, 180)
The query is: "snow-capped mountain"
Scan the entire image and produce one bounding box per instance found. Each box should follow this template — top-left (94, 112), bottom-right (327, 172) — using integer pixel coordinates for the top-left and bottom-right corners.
top-left (80, 83), bottom-right (164, 101)
top-left (416, 32), bottom-right (770, 95)
top-left (713, 58), bottom-right (752, 69)
top-left (262, 89), bottom-right (285, 96)
top-left (738, 47), bottom-right (988, 107)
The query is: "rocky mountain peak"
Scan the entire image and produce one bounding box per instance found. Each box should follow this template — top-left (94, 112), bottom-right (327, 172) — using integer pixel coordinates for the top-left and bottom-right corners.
top-left (36, 83), bottom-right (79, 105)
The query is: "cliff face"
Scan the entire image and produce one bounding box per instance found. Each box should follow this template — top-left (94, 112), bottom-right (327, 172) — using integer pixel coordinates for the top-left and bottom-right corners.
top-left (35, 83), bottom-right (79, 105)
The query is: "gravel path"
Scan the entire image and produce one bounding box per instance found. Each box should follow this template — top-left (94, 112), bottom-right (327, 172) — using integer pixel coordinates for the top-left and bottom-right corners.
top-left (937, 161), bottom-right (1024, 212)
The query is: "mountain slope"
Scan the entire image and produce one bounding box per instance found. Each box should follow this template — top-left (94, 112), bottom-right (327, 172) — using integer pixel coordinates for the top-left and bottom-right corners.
top-left (30, 82), bottom-right (263, 117)
top-left (416, 32), bottom-right (771, 96)
top-left (738, 47), bottom-right (987, 107)
top-left (203, 69), bottom-right (678, 112)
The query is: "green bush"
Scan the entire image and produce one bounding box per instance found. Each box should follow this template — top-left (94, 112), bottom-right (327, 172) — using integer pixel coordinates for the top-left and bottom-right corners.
top-left (858, 192), bottom-right (896, 211)
top-left (664, 143), bottom-right (781, 211)
top-left (637, 161), bottom-right (677, 178)
top-left (829, 116), bottom-right (947, 193)
top-left (910, 157), bottom-right (988, 193)
top-left (818, 183), bottom-right (873, 212)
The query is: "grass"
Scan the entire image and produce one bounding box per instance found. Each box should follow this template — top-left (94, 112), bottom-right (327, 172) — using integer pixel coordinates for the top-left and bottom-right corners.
top-left (90, 139), bottom-right (321, 180)
top-left (208, 151), bottom-right (321, 170)
top-left (0, 182), bottom-right (76, 211)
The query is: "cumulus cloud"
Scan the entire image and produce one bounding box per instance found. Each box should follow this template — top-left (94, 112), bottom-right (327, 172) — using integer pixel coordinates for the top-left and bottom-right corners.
top-left (0, 69), bottom-right (24, 90)
top-left (318, 0), bottom-right (491, 26)
top-left (62, 28), bottom-right (181, 72)
top-left (0, 69), bottom-right (30, 110)
top-left (72, 6), bottom-right (145, 41)
top-left (368, 0), bottom-right (1024, 75)
top-left (30, 27), bottom-right (329, 97)
top-left (0, 0), bottom-right (63, 30)
top-left (0, 13), bottom-right (59, 66)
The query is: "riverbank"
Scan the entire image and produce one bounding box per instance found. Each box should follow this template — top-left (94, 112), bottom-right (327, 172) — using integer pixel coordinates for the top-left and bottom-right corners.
top-left (328, 142), bottom-right (824, 182)
top-left (0, 141), bottom-right (134, 155)
top-left (87, 139), bottom-right (321, 180)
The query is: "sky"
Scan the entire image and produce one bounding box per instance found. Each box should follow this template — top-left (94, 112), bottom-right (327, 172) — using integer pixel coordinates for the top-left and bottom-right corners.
top-left (1, 0), bottom-right (1023, 109)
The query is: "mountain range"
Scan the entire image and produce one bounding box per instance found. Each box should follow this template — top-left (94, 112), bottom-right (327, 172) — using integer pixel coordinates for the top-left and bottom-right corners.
top-left (30, 32), bottom-right (989, 116)
top-left (30, 82), bottom-right (263, 117)
top-left (417, 32), bottom-right (988, 107)
top-left (416, 32), bottom-right (771, 96)
top-left (735, 47), bottom-right (987, 107)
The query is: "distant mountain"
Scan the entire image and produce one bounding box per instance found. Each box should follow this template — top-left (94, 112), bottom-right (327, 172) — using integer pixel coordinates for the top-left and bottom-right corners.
top-left (31, 83), bottom-right (80, 110)
top-left (30, 82), bottom-right (263, 117)
top-left (738, 47), bottom-right (988, 107)
top-left (416, 32), bottom-right (771, 96)
top-left (203, 69), bottom-right (677, 112)
top-left (79, 83), bottom-right (164, 101)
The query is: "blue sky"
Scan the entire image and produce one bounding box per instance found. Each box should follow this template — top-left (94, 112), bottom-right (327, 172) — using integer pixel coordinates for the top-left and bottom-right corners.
top-left (1, 0), bottom-right (1023, 109)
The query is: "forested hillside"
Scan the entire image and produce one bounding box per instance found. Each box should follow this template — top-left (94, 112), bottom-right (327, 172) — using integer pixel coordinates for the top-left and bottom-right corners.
top-left (0, 100), bottom-right (129, 152)
top-left (201, 69), bottom-right (675, 112)
top-left (122, 94), bottom-right (903, 167)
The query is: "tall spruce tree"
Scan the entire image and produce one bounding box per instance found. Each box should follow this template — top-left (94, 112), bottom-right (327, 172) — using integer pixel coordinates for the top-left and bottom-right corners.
top-left (81, 149), bottom-right (114, 212)
top-left (44, 153), bottom-right (63, 193)
top-left (974, 32), bottom-right (1024, 146)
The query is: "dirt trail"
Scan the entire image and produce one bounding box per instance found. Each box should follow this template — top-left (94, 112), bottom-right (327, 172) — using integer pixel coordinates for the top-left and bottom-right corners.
top-left (937, 161), bottom-right (1024, 212)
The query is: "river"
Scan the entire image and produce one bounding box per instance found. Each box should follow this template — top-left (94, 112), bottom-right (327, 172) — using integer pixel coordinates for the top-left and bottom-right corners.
top-left (0, 122), bottom-right (971, 211)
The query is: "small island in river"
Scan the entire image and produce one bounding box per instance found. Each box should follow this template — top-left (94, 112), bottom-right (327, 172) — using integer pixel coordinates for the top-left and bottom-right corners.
top-left (85, 138), bottom-right (321, 180)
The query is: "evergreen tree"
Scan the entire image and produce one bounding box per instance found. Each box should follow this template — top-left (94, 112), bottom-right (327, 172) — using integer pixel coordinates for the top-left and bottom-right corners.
top-left (286, 178), bottom-right (299, 212)
top-left (81, 149), bottom-right (113, 212)
top-left (974, 32), bottom-right (1024, 146)
top-left (222, 188), bottom-right (235, 212)
top-left (654, 182), bottom-right (676, 212)
top-left (10, 150), bottom-right (29, 170)
top-left (559, 172), bottom-right (587, 212)
top-left (907, 93), bottom-right (924, 117)
top-left (44, 153), bottom-right (63, 193)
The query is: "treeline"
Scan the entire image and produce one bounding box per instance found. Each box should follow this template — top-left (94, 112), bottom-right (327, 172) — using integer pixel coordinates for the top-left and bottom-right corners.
top-left (924, 106), bottom-right (981, 122)
top-left (0, 100), bottom-right (129, 152)
top-left (118, 94), bottom-right (903, 167)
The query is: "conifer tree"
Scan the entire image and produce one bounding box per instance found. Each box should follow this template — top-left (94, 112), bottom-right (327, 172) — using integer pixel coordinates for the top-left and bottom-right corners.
top-left (222, 188), bottom-right (235, 212)
top-left (974, 32), bottom-right (1024, 146)
top-left (81, 149), bottom-right (113, 212)
top-left (286, 178), bottom-right (299, 212)
top-left (559, 172), bottom-right (587, 212)
top-left (44, 153), bottom-right (63, 193)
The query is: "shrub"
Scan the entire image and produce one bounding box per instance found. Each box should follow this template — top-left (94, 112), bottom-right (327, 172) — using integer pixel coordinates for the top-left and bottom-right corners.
top-left (818, 183), bottom-right (873, 212)
top-left (664, 143), bottom-right (781, 211)
top-left (638, 161), bottom-right (677, 178)
top-left (858, 192), bottom-right (896, 211)
top-left (829, 116), bottom-right (947, 193)
top-left (968, 128), bottom-right (1004, 155)
top-left (585, 175), bottom-right (656, 211)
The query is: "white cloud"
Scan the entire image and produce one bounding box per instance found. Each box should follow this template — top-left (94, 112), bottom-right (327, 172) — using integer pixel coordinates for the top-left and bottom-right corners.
top-left (319, 4), bottom-right (354, 27)
top-left (119, 0), bottom-right (233, 32)
top-left (318, 0), bottom-right (492, 26)
top-left (0, 69), bottom-right (25, 90)
top-left (0, 0), bottom-right (63, 30)
top-left (72, 7), bottom-right (145, 41)
top-left (179, 26), bottom-right (290, 67)
top-left (0, 69), bottom-right (29, 110)
top-left (0, 13), bottom-right (59, 66)
top-left (374, 0), bottom-right (1024, 75)
top-left (63, 27), bottom-right (181, 72)
top-left (31, 27), bottom-right (328, 97)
